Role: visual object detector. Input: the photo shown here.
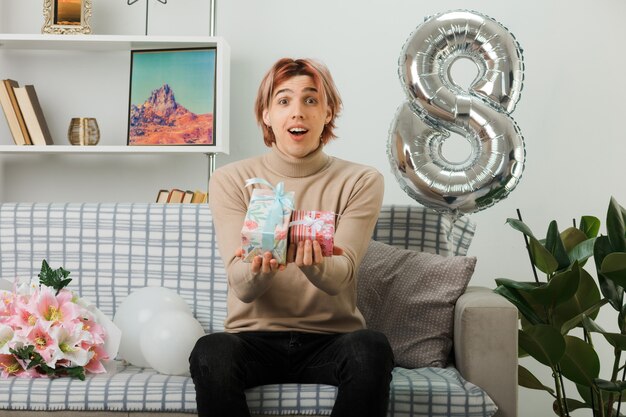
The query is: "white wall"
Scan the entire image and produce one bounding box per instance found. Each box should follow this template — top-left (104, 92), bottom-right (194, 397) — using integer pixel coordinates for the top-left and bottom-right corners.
top-left (2, 1), bottom-right (626, 415)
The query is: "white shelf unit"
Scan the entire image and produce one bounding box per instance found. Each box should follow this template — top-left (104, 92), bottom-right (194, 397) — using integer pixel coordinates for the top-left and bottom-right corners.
top-left (0, 33), bottom-right (231, 155)
top-left (0, 145), bottom-right (219, 154)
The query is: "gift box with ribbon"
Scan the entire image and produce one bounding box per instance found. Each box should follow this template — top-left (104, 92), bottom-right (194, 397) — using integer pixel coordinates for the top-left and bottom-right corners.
top-left (289, 210), bottom-right (335, 257)
top-left (241, 178), bottom-right (295, 264)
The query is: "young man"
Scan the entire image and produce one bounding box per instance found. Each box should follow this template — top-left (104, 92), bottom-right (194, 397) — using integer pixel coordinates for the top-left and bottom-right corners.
top-left (190, 58), bottom-right (394, 417)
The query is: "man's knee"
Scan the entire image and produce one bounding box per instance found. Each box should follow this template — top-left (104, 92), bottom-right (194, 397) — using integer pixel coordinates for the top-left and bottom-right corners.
top-left (189, 332), bottom-right (245, 377)
top-left (340, 329), bottom-right (394, 375)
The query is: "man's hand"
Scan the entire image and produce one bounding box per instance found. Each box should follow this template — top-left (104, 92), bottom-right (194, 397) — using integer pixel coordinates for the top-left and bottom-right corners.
top-left (287, 240), bottom-right (344, 266)
top-left (235, 248), bottom-right (285, 273)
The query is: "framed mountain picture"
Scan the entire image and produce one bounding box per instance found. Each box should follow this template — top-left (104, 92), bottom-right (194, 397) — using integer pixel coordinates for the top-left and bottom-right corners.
top-left (128, 47), bottom-right (217, 146)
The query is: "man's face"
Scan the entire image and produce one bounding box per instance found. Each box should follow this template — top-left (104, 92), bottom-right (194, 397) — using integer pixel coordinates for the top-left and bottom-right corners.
top-left (263, 75), bottom-right (331, 159)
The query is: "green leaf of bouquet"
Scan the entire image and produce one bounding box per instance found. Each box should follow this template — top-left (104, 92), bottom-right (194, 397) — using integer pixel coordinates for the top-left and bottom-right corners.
top-left (595, 236), bottom-right (624, 311)
top-left (553, 267), bottom-right (602, 332)
top-left (607, 196), bottom-right (626, 253)
top-left (64, 366), bottom-right (86, 381)
top-left (506, 218), bottom-right (536, 238)
top-left (39, 259), bottom-right (54, 280)
top-left (38, 259), bottom-right (72, 294)
top-left (594, 378), bottom-right (626, 393)
top-left (493, 284), bottom-right (545, 325)
top-left (9, 345), bottom-right (35, 361)
top-left (529, 236), bottom-right (559, 275)
top-left (545, 221), bottom-right (571, 271)
top-left (519, 325), bottom-right (565, 367)
top-left (582, 315), bottom-right (626, 350)
top-left (559, 335), bottom-right (600, 386)
top-left (580, 216), bottom-right (601, 239)
top-left (40, 363), bottom-right (55, 376)
top-left (26, 351), bottom-right (46, 371)
top-left (601, 253), bottom-right (626, 288)
top-left (518, 364), bottom-right (555, 394)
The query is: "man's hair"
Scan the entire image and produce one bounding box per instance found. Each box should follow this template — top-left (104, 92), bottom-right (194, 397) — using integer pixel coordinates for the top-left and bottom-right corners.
top-left (255, 58), bottom-right (343, 147)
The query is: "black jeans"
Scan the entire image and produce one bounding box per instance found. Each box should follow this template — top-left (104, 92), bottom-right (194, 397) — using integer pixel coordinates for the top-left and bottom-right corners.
top-left (189, 329), bottom-right (394, 417)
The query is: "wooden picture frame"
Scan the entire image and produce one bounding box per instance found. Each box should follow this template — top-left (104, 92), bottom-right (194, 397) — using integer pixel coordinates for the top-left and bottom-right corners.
top-left (128, 47), bottom-right (217, 146)
top-left (42, 0), bottom-right (92, 35)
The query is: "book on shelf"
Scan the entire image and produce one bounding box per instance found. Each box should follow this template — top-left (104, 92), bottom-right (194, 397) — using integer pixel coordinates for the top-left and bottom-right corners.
top-left (167, 188), bottom-right (186, 203)
top-left (191, 190), bottom-right (208, 203)
top-left (0, 79), bottom-right (32, 145)
top-left (182, 190), bottom-right (194, 203)
top-left (156, 188), bottom-right (208, 203)
top-left (13, 85), bottom-right (54, 146)
top-left (156, 189), bottom-right (169, 203)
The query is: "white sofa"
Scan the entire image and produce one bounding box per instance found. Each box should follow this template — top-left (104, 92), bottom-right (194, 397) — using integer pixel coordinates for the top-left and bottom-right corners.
top-left (0, 203), bottom-right (517, 417)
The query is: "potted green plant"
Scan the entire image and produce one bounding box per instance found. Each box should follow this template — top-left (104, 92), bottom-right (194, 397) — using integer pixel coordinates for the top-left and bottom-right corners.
top-left (494, 197), bottom-right (626, 417)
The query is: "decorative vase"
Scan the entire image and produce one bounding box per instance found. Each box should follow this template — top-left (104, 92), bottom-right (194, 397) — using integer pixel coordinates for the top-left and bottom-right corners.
top-left (68, 117), bottom-right (100, 145)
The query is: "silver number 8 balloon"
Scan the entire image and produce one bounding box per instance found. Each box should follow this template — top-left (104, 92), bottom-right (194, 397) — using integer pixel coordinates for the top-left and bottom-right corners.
top-left (388, 10), bottom-right (525, 217)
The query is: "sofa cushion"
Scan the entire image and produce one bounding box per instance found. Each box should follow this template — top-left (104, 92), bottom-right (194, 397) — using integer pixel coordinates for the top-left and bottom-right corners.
top-left (0, 362), bottom-right (495, 417)
top-left (248, 367), bottom-right (496, 416)
top-left (357, 241), bottom-right (477, 368)
top-left (388, 367), bottom-right (496, 417)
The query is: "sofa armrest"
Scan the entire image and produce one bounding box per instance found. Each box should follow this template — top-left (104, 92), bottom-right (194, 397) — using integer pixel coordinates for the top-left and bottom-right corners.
top-left (454, 286), bottom-right (518, 417)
